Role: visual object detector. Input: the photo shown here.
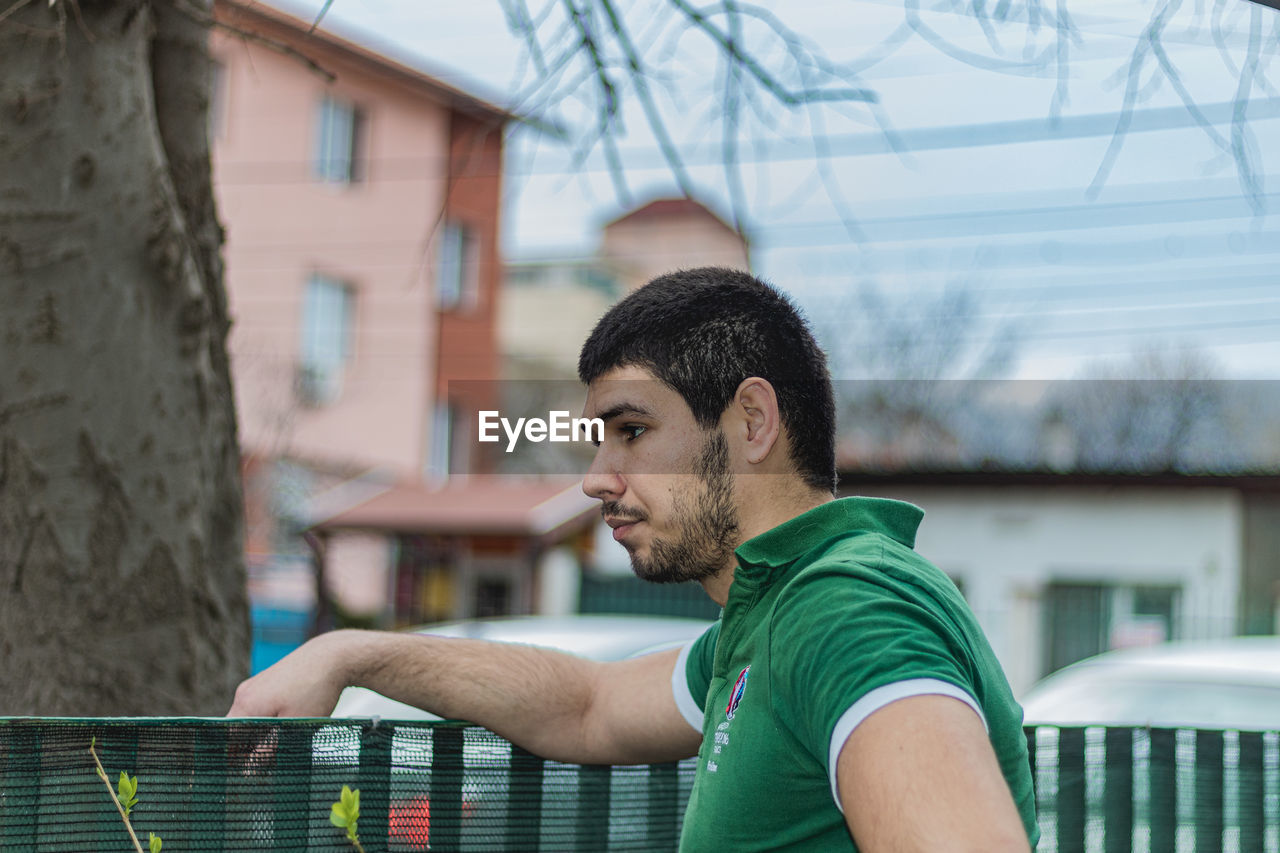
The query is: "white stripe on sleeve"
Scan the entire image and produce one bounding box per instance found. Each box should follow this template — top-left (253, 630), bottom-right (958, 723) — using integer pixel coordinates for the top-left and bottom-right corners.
top-left (671, 638), bottom-right (705, 734)
top-left (827, 678), bottom-right (987, 812)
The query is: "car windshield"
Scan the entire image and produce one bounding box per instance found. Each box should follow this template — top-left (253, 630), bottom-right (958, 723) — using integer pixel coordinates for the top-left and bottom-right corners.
top-left (1025, 676), bottom-right (1280, 729)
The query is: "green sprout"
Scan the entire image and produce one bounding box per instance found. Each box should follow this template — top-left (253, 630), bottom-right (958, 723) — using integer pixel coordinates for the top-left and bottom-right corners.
top-left (330, 785), bottom-right (366, 852)
top-left (89, 737), bottom-right (162, 853)
top-left (118, 771), bottom-right (139, 817)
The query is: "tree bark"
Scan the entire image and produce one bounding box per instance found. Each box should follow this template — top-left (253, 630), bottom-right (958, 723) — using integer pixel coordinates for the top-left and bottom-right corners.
top-left (0, 0), bottom-right (249, 714)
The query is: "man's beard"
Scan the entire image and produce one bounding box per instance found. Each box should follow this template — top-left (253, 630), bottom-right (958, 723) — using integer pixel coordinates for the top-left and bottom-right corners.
top-left (609, 430), bottom-right (741, 585)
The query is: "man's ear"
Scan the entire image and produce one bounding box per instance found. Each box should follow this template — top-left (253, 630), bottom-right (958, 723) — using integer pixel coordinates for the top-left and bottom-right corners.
top-left (731, 377), bottom-right (781, 465)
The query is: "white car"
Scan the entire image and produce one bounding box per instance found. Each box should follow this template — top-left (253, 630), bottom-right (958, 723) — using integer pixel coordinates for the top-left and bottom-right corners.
top-left (332, 614), bottom-right (715, 720)
top-left (1022, 636), bottom-right (1280, 729)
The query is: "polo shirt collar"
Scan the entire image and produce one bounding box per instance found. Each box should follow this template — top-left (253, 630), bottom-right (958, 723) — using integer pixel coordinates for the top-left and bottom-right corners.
top-left (734, 497), bottom-right (924, 574)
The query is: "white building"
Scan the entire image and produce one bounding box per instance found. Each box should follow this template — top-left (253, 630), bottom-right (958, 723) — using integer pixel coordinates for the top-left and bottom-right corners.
top-left (848, 471), bottom-right (1280, 697)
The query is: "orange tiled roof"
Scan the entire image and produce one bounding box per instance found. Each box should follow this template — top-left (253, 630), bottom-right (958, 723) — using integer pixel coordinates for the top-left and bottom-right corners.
top-left (312, 477), bottom-right (598, 538)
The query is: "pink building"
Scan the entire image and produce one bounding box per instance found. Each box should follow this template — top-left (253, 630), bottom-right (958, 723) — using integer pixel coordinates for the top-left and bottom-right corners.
top-left (210, 2), bottom-right (594, 649)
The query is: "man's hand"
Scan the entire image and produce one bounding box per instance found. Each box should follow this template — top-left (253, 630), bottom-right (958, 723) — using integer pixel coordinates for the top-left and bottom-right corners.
top-left (227, 630), bottom-right (357, 717)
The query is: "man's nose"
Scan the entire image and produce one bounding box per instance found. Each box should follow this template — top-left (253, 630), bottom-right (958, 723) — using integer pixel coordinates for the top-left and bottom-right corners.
top-left (583, 452), bottom-right (624, 502)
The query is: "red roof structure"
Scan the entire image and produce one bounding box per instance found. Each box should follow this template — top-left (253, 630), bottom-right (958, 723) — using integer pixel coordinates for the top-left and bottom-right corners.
top-left (312, 477), bottom-right (598, 540)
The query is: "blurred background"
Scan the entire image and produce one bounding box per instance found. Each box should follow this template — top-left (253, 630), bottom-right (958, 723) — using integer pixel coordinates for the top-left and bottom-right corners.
top-left (201, 0), bottom-right (1280, 700)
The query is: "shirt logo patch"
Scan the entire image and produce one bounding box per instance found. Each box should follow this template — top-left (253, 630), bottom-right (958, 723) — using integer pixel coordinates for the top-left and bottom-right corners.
top-left (725, 665), bottom-right (751, 720)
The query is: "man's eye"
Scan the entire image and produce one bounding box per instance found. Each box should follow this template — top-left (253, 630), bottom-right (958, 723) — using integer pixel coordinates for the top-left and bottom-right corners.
top-left (621, 424), bottom-right (647, 441)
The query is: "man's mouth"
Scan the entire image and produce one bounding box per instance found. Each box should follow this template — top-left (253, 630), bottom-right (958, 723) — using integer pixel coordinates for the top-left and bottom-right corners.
top-left (604, 514), bottom-right (644, 541)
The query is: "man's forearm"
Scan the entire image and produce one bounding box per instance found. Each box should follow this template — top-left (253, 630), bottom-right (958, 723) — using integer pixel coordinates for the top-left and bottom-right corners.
top-left (335, 629), bottom-right (605, 762)
top-left (229, 628), bottom-right (697, 766)
top-left (229, 628), bottom-right (611, 763)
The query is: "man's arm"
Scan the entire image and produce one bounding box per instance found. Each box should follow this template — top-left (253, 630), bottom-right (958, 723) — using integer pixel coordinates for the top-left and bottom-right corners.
top-left (227, 630), bottom-right (703, 766)
top-left (836, 694), bottom-right (1030, 852)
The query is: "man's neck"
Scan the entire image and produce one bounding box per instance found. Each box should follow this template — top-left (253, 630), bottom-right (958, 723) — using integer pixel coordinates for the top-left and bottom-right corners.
top-left (700, 488), bottom-right (835, 607)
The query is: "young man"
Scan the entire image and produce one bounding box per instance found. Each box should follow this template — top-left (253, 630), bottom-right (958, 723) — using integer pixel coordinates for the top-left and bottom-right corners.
top-left (229, 268), bottom-right (1037, 851)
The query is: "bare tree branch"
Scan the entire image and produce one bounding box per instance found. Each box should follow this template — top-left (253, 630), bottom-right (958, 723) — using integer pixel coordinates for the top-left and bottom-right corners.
top-left (499, 0), bottom-right (551, 76)
top-left (904, 0), bottom-right (1057, 74)
top-left (182, 0), bottom-right (337, 81)
top-left (309, 0), bottom-right (335, 33)
top-left (597, 0), bottom-right (696, 196)
top-left (1086, 0), bottom-right (1163, 200)
top-left (1048, 0), bottom-right (1078, 119)
top-left (490, 0), bottom-right (1276, 245)
top-left (560, 0), bottom-right (633, 202)
top-left (800, 59), bottom-right (865, 243)
top-left (1232, 2), bottom-right (1265, 213)
top-left (1149, 16), bottom-right (1233, 155)
top-left (720, 0), bottom-right (747, 235)
top-left (667, 0), bottom-right (879, 105)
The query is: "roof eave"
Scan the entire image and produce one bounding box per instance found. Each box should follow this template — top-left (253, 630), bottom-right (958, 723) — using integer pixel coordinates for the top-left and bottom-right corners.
top-left (214, 0), bottom-right (521, 125)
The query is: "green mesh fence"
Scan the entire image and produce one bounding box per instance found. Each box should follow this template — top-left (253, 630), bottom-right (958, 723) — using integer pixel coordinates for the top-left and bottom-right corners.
top-left (0, 718), bottom-right (693, 852)
top-left (3, 719), bottom-right (1279, 852)
top-left (1029, 726), bottom-right (1280, 853)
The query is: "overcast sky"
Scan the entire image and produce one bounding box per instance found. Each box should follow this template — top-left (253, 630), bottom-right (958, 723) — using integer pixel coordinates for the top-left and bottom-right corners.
top-left (269, 0), bottom-right (1280, 379)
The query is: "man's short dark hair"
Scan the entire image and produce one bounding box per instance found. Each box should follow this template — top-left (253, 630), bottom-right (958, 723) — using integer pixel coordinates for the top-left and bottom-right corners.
top-left (578, 267), bottom-right (837, 493)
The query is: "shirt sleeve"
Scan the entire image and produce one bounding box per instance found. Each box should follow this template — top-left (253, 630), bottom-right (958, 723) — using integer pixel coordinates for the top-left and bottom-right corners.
top-left (671, 621), bottom-right (719, 733)
top-left (769, 565), bottom-right (985, 807)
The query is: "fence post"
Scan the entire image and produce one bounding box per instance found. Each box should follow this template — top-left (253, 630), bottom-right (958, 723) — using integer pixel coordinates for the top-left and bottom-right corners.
top-left (271, 723), bottom-right (311, 852)
top-left (1025, 727), bottom-right (1038, 799)
top-left (358, 721), bottom-right (393, 850)
top-left (1148, 729), bottom-right (1177, 853)
top-left (191, 723), bottom-right (229, 845)
top-left (1103, 727), bottom-right (1133, 853)
top-left (506, 744), bottom-right (546, 852)
top-left (92, 723), bottom-right (140, 849)
top-left (430, 724), bottom-right (465, 851)
top-left (1195, 729), bottom-right (1224, 853)
top-left (1239, 731), bottom-right (1265, 853)
top-left (647, 762), bottom-right (680, 851)
top-left (1057, 727), bottom-right (1087, 853)
top-left (576, 764), bottom-right (612, 850)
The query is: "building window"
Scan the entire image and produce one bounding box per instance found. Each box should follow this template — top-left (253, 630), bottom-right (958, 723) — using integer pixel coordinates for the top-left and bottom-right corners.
top-left (298, 275), bottom-right (354, 406)
top-left (436, 221), bottom-right (478, 311)
top-left (426, 402), bottom-right (454, 481)
top-left (425, 400), bottom-right (473, 482)
top-left (314, 95), bottom-right (364, 184)
top-left (1043, 581), bottom-right (1180, 676)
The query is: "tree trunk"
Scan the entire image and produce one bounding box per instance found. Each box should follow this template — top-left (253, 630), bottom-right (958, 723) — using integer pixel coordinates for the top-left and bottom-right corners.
top-left (0, 0), bottom-right (250, 714)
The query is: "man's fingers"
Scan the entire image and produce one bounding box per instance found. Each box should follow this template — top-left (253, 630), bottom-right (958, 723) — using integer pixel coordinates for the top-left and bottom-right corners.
top-left (226, 679), bottom-right (267, 717)
top-left (225, 632), bottom-right (353, 718)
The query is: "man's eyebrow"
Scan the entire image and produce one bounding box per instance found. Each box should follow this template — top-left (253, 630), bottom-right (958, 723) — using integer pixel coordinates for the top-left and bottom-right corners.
top-left (590, 403), bottom-right (655, 423)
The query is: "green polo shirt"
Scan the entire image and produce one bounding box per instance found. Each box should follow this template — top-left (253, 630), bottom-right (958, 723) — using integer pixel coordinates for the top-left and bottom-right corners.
top-left (670, 497), bottom-right (1037, 851)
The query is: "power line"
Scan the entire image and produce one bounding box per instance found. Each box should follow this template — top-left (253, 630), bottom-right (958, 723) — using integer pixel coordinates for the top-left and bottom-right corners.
top-left (209, 96), bottom-right (1280, 184)
top-left (754, 195), bottom-right (1278, 244)
top-left (814, 312), bottom-right (1280, 352)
